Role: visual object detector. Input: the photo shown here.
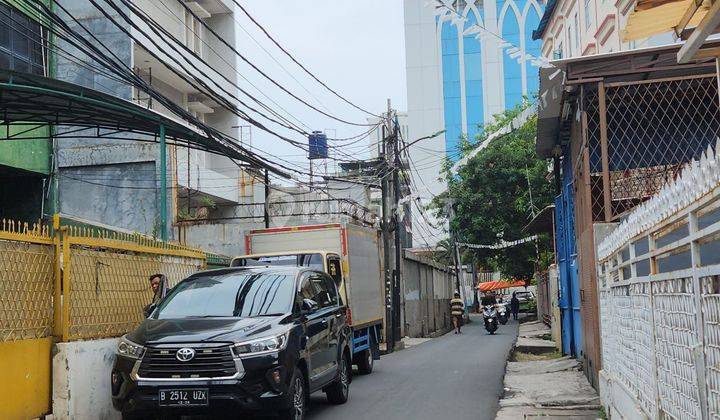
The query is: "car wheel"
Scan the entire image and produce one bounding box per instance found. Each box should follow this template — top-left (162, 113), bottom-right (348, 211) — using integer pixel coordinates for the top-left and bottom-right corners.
top-left (278, 368), bottom-right (306, 420)
top-left (325, 353), bottom-right (350, 404)
top-left (356, 348), bottom-right (374, 375)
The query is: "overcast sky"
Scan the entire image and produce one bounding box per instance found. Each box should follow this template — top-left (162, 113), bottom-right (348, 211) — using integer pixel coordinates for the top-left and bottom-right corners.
top-left (232, 1), bottom-right (407, 177)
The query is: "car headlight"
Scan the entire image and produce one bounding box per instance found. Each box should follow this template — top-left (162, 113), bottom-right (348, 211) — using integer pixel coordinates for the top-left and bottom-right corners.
top-left (232, 332), bottom-right (289, 357)
top-left (117, 336), bottom-right (145, 359)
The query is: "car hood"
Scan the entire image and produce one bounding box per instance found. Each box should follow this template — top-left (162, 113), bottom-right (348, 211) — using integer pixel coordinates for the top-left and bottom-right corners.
top-left (127, 317), bottom-right (283, 345)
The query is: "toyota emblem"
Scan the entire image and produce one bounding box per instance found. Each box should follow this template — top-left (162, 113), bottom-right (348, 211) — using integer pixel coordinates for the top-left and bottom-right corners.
top-left (176, 347), bottom-right (196, 362)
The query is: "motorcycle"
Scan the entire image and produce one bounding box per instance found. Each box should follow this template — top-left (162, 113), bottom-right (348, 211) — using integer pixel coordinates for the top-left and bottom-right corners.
top-left (483, 304), bottom-right (499, 334)
top-left (497, 303), bottom-right (509, 325)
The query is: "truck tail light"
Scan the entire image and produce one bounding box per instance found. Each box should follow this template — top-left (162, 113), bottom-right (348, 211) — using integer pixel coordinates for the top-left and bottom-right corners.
top-left (346, 307), bottom-right (353, 325)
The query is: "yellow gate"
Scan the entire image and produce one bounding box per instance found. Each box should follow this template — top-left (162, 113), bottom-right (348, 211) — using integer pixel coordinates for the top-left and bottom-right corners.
top-left (0, 216), bottom-right (209, 419)
top-left (0, 221), bottom-right (54, 420)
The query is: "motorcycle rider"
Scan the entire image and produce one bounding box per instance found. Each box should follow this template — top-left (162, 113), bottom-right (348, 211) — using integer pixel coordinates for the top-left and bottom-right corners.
top-left (481, 290), bottom-right (498, 306)
top-left (481, 291), bottom-right (500, 334)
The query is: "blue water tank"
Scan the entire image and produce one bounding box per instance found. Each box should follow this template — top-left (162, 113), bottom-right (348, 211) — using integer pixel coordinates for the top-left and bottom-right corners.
top-left (308, 131), bottom-right (328, 160)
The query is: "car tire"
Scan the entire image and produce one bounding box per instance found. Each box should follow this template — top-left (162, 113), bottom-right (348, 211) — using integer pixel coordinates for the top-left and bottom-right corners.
top-left (325, 353), bottom-right (350, 404)
top-left (356, 348), bottom-right (374, 375)
top-left (278, 368), bottom-right (307, 420)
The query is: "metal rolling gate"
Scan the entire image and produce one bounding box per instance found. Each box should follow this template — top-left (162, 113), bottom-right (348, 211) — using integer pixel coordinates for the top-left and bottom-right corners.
top-left (0, 216), bottom-right (208, 419)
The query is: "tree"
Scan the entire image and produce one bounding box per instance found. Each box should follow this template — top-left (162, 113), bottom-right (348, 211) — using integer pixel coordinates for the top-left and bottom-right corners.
top-left (431, 101), bottom-right (554, 280)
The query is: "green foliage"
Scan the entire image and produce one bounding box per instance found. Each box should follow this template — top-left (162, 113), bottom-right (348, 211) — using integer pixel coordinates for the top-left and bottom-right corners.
top-left (431, 100), bottom-right (554, 280)
top-left (199, 196), bottom-right (217, 209)
top-left (431, 238), bottom-right (454, 266)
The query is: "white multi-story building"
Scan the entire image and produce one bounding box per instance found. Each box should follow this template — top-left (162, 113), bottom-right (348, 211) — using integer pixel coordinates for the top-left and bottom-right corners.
top-left (533, 0), bottom-right (674, 59)
top-left (56, 0), bottom-right (261, 254)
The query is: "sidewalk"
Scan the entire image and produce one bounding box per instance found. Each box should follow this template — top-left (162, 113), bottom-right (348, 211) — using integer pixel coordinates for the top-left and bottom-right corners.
top-left (496, 320), bottom-right (602, 420)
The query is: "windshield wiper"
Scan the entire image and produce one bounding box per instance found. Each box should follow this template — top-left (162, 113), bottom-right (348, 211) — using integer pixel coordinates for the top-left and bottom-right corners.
top-left (249, 313), bottom-right (286, 317)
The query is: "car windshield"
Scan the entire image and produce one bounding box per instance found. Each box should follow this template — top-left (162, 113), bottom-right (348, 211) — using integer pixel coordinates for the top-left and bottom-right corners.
top-left (232, 253), bottom-right (324, 270)
top-left (153, 272), bottom-right (295, 319)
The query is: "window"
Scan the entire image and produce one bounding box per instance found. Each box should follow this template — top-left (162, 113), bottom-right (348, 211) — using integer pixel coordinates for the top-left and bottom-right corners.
top-left (326, 256), bottom-right (343, 285)
top-left (554, 42), bottom-right (563, 59)
top-left (0, 4), bottom-right (45, 76)
top-left (584, 0), bottom-right (593, 31)
top-left (573, 13), bottom-right (580, 55)
top-left (298, 272), bottom-right (337, 309)
top-left (154, 272), bottom-right (296, 318)
top-left (183, 9), bottom-right (203, 57)
top-left (316, 273), bottom-right (339, 308)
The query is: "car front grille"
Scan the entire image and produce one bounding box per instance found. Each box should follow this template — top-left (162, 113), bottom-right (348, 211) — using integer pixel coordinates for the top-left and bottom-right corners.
top-left (138, 345), bottom-right (237, 379)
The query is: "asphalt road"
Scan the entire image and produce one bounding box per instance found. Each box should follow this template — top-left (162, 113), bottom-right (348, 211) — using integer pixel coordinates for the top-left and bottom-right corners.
top-left (306, 314), bottom-right (519, 420)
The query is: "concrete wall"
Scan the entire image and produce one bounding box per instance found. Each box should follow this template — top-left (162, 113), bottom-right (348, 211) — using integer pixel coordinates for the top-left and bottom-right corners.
top-left (402, 250), bottom-right (453, 337)
top-left (59, 162), bottom-right (159, 237)
top-left (176, 220), bottom-right (262, 257)
top-left (53, 338), bottom-right (120, 420)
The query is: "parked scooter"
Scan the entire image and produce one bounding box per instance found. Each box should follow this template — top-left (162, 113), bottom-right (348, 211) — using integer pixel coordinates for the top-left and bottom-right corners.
top-left (483, 304), bottom-right (499, 334)
top-left (497, 303), bottom-right (509, 325)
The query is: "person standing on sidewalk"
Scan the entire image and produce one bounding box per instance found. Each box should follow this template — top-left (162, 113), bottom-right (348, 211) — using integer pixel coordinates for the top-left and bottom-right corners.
top-left (510, 292), bottom-right (520, 320)
top-left (450, 292), bottom-right (465, 334)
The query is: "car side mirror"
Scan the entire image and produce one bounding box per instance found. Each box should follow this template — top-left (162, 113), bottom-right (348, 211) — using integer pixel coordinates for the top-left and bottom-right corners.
top-left (301, 298), bottom-right (319, 314)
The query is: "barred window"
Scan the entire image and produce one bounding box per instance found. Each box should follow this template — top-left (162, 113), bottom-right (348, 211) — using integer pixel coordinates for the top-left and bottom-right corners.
top-left (0, 4), bottom-right (45, 76)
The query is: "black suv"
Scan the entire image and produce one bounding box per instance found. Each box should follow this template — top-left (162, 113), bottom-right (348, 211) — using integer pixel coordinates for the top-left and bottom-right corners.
top-left (111, 266), bottom-right (352, 420)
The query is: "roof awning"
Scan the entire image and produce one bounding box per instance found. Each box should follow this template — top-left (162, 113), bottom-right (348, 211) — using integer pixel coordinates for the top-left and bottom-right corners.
top-left (0, 70), bottom-right (290, 177)
top-left (477, 280), bottom-right (526, 292)
top-left (624, 0), bottom-right (708, 41)
top-left (535, 42), bottom-right (718, 158)
top-left (625, 0), bottom-right (720, 63)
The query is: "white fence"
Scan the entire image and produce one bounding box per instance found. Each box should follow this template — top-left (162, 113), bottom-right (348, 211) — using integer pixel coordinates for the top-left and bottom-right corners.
top-left (597, 142), bottom-right (720, 419)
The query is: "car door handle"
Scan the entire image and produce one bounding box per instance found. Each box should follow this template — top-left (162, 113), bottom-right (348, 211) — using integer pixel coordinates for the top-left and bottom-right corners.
top-left (321, 319), bottom-right (328, 327)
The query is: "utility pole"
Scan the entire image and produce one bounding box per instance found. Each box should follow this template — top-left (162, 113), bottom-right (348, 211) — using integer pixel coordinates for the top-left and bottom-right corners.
top-left (448, 199), bottom-right (462, 294)
top-left (380, 102), bottom-right (394, 352)
top-left (391, 106), bottom-right (402, 345)
top-left (264, 169), bottom-right (270, 228)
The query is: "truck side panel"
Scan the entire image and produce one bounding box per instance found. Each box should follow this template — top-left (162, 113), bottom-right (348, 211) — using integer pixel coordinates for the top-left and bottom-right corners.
top-left (248, 228), bottom-right (343, 255)
top-left (345, 223), bottom-right (384, 328)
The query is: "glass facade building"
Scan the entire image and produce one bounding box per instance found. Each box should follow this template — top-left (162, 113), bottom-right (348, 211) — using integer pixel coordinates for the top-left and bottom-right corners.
top-left (436, 0), bottom-right (544, 160)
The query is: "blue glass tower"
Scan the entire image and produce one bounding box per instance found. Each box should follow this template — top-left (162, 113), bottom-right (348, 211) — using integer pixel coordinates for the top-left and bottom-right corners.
top-left (437, 0), bottom-right (544, 162)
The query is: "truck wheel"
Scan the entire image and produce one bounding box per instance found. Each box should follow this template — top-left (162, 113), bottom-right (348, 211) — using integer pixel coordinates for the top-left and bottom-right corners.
top-left (326, 353), bottom-right (350, 404)
top-left (278, 368), bottom-right (306, 420)
top-left (356, 348), bottom-right (374, 375)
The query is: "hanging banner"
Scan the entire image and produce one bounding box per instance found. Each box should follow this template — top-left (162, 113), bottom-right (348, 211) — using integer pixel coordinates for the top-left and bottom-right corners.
top-left (457, 235), bottom-right (538, 250)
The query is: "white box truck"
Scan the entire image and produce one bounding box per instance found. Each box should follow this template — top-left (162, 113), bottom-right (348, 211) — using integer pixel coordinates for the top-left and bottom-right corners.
top-left (231, 223), bottom-right (384, 374)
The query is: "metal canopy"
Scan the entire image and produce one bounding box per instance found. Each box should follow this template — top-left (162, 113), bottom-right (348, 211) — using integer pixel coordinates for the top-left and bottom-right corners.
top-left (0, 70), bottom-right (282, 174)
top-left (535, 42), bottom-right (718, 158)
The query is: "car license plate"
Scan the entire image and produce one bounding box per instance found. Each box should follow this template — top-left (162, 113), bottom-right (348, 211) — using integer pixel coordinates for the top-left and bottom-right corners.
top-left (158, 388), bottom-right (209, 407)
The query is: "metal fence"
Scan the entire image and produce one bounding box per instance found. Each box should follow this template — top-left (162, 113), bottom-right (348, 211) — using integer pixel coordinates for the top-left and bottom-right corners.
top-left (60, 223), bottom-right (206, 341)
top-left (1, 216), bottom-right (208, 342)
top-left (0, 220), bottom-right (54, 342)
top-left (597, 142), bottom-right (720, 419)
